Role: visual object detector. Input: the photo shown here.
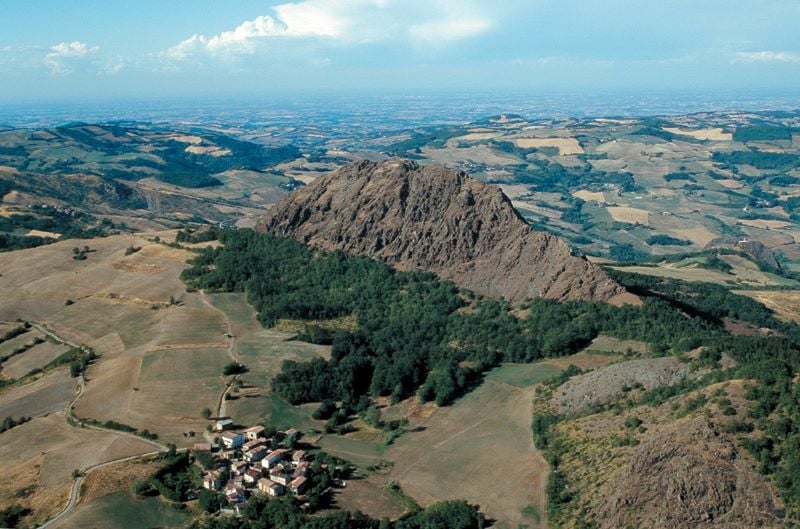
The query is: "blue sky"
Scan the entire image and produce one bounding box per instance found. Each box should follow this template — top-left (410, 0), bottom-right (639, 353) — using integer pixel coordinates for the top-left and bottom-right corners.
top-left (1, 0), bottom-right (799, 103)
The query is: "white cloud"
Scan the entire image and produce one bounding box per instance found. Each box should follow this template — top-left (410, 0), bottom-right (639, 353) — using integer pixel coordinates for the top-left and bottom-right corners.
top-left (163, 0), bottom-right (494, 62)
top-left (45, 41), bottom-right (99, 74)
top-left (733, 51), bottom-right (800, 64)
top-left (273, 0), bottom-right (353, 38)
top-left (408, 15), bottom-right (491, 44)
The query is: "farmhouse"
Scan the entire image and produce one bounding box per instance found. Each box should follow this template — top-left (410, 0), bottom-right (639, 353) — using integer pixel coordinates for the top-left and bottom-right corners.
top-left (290, 476), bottom-right (308, 494)
top-left (232, 461), bottom-right (248, 475)
top-left (244, 446), bottom-right (268, 462)
top-left (269, 471), bottom-right (290, 486)
top-left (282, 428), bottom-right (299, 443)
top-left (244, 425), bottom-right (265, 441)
top-left (221, 431), bottom-right (244, 449)
top-left (257, 478), bottom-right (283, 497)
top-left (244, 468), bottom-right (263, 485)
top-left (292, 450), bottom-right (307, 463)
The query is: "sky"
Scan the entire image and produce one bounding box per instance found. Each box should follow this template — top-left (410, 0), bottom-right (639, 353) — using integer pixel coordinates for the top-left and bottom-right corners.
top-left (1, 0), bottom-right (799, 103)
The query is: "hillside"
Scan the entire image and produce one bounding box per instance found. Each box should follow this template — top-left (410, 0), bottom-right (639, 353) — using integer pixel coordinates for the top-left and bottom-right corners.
top-left (257, 159), bottom-right (629, 304)
top-left (0, 123), bottom-right (305, 245)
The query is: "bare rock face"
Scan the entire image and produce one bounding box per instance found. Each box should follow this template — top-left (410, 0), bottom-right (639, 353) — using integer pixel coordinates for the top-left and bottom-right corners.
top-left (596, 418), bottom-right (784, 529)
top-left (256, 159), bottom-right (628, 304)
top-left (551, 357), bottom-right (690, 414)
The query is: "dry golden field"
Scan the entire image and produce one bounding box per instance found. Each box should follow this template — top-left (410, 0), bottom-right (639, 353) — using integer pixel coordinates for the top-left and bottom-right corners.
top-left (512, 137), bottom-right (585, 155)
top-left (662, 127), bottom-right (733, 141)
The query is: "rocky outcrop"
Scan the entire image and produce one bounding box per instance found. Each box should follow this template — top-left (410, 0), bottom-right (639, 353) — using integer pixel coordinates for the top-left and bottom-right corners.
top-left (256, 159), bottom-right (628, 304)
top-left (551, 357), bottom-right (690, 414)
top-left (596, 417), bottom-right (784, 529)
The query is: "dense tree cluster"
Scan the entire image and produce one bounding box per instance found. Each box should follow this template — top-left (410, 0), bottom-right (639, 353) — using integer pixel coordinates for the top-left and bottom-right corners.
top-left (0, 416), bottom-right (30, 434)
top-left (608, 243), bottom-right (648, 262)
top-left (176, 226), bottom-right (220, 243)
top-left (645, 234), bottom-right (691, 246)
top-left (150, 450), bottom-right (198, 502)
top-left (190, 497), bottom-right (483, 529)
top-left (713, 150), bottom-right (800, 171)
top-left (733, 125), bottom-right (793, 142)
top-left (0, 505), bottom-right (30, 529)
top-left (0, 209), bottom-right (119, 252)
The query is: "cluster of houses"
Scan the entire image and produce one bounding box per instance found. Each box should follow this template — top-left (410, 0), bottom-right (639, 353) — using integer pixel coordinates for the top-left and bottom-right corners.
top-left (195, 421), bottom-right (311, 512)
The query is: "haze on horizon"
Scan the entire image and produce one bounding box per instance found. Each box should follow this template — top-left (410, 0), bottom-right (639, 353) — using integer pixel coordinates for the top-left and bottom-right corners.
top-left (1, 0), bottom-right (799, 104)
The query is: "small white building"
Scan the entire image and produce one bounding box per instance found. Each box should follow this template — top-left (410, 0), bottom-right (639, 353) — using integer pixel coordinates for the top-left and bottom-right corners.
top-left (215, 418), bottom-right (234, 431)
top-left (261, 448), bottom-right (288, 469)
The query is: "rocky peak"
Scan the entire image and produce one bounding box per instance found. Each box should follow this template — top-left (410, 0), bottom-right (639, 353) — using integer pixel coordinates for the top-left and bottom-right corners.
top-left (257, 159), bottom-right (631, 304)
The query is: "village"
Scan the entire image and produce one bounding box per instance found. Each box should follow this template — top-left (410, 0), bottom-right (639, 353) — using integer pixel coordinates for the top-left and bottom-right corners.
top-left (194, 419), bottom-right (314, 515)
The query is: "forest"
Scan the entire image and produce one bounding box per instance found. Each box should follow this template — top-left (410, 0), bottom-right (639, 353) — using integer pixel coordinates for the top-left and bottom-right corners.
top-left (183, 229), bottom-right (800, 519)
top-left (183, 230), bottom-right (768, 405)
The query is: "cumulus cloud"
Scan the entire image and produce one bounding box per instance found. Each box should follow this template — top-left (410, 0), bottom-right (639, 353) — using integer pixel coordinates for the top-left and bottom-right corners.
top-left (45, 41), bottom-right (99, 74)
top-left (733, 51), bottom-right (800, 64)
top-left (164, 0), bottom-right (493, 62)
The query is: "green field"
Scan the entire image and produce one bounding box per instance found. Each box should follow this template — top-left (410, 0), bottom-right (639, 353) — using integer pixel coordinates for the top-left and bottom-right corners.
top-left (486, 362), bottom-right (563, 388)
top-left (317, 434), bottom-right (387, 468)
top-left (58, 492), bottom-right (190, 529)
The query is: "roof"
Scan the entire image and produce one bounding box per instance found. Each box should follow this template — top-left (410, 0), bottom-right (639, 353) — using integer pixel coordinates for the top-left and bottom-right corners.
top-left (265, 448), bottom-right (288, 460)
top-left (220, 431), bottom-right (242, 440)
top-left (245, 425), bottom-right (265, 433)
top-left (216, 418), bottom-right (234, 425)
top-left (291, 476), bottom-right (307, 486)
top-left (245, 469), bottom-right (261, 477)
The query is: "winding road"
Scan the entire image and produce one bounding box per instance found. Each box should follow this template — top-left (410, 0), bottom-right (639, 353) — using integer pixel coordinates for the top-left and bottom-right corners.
top-left (21, 322), bottom-right (168, 529)
top-left (36, 449), bottom-right (165, 529)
